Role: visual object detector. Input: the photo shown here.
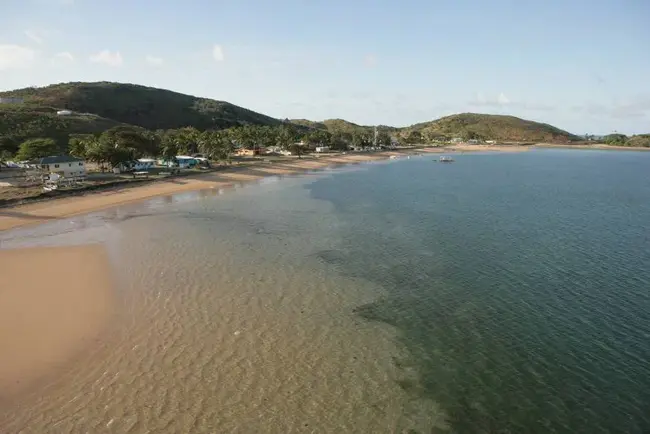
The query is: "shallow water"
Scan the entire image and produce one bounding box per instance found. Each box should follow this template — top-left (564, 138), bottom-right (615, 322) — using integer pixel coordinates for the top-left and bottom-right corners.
top-left (1, 168), bottom-right (442, 433)
top-left (1, 149), bottom-right (649, 433)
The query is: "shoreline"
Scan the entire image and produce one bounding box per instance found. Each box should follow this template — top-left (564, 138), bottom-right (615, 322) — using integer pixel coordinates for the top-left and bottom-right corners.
top-left (0, 148), bottom-right (460, 232)
top-left (535, 143), bottom-right (650, 151)
top-left (8, 142), bottom-right (644, 233)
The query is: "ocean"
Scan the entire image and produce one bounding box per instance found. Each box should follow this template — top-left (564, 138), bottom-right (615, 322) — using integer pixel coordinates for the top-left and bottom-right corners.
top-left (2, 149), bottom-right (649, 433)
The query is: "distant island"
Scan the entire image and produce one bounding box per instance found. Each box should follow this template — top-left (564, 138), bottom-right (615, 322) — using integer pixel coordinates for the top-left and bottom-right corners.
top-left (0, 81), bottom-right (648, 166)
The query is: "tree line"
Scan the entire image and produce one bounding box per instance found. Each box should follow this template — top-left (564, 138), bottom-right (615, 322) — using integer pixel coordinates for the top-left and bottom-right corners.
top-left (600, 133), bottom-right (650, 148)
top-left (3, 123), bottom-right (397, 168)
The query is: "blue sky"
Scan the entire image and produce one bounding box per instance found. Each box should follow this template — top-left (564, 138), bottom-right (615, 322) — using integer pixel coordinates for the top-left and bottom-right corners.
top-left (1, 0), bottom-right (649, 134)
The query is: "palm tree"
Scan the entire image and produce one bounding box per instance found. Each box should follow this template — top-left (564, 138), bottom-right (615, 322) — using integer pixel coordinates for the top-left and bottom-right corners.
top-left (276, 125), bottom-right (296, 153)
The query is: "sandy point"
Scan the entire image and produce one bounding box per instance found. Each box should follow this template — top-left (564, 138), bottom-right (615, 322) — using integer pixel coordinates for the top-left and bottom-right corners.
top-left (0, 243), bottom-right (115, 398)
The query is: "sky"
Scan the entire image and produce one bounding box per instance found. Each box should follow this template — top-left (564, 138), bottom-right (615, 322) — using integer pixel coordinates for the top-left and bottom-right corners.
top-left (1, 0), bottom-right (649, 135)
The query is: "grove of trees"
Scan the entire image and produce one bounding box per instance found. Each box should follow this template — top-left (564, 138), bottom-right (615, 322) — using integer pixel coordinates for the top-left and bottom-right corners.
top-left (2, 123), bottom-right (399, 169)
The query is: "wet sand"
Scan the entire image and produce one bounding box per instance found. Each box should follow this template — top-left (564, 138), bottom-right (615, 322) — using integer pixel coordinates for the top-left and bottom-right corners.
top-left (445, 144), bottom-right (531, 152)
top-left (0, 148), bottom-right (462, 232)
top-left (535, 142), bottom-right (650, 151)
top-left (0, 244), bottom-right (114, 398)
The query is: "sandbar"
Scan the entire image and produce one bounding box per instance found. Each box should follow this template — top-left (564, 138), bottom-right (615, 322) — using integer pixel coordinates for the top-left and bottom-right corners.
top-left (0, 244), bottom-right (114, 397)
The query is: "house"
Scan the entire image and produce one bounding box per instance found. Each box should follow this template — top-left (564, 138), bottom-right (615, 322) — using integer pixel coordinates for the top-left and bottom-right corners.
top-left (235, 148), bottom-right (265, 156)
top-left (315, 146), bottom-right (330, 153)
top-left (34, 155), bottom-right (86, 178)
top-left (135, 158), bottom-right (156, 170)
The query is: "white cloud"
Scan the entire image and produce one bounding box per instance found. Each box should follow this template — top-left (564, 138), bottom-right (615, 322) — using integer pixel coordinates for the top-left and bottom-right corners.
top-left (469, 92), bottom-right (552, 112)
top-left (572, 96), bottom-right (650, 120)
top-left (89, 50), bottom-right (123, 67)
top-left (212, 44), bottom-right (224, 61)
top-left (363, 54), bottom-right (377, 68)
top-left (497, 92), bottom-right (510, 105)
top-left (472, 92), bottom-right (510, 107)
top-left (24, 29), bottom-right (44, 45)
top-left (0, 44), bottom-right (36, 70)
top-left (52, 51), bottom-right (74, 65)
top-left (145, 55), bottom-right (163, 66)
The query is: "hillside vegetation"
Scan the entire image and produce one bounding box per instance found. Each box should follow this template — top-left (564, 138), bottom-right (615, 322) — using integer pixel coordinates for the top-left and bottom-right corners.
top-left (0, 81), bottom-right (281, 131)
top-left (3, 81), bottom-right (632, 163)
top-left (290, 118), bottom-right (400, 141)
top-left (401, 113), bottom-right (580, 143)
top-left (0, 104), bottom-right (123, 155)
top-left (290, 118), bottom-right (371, 135)
top-left (601, 133), bottom-right (650, 148)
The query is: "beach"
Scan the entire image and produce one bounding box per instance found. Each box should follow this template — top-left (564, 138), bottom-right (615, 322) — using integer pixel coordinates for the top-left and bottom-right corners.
top-left (0, 146), bottom-right (529, 432)
top-left (0, 244), bottom-right (114, 399)
top-left (535, 142), bottom-right (650, 151)
top-left (0, 163), bottom-right (448, 432)
top-left (1, 148), bottom-right (649, 432)
top-left (0, 148), bottom-right (463, 232)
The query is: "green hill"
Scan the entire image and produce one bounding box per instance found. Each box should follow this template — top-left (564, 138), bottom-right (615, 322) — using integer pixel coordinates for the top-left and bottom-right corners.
top-left (321, 119), bottom-right (369, 135)
top-left (0, 81), bottom-right (281, 131)
top-left (0, 104), bottom-right (124, 155)
top-left (624, 134), bottom-right (650, 148)
top-left (289, 119), bottom-right (328, 130)
top-left (290, 118), bottom-right (399, 136)
top-left (0, 82), bottom-right (588, 158)
top-left (401, 113), bottom-right (579, 143)
top-left (290, 118), bottom-right (370, 135)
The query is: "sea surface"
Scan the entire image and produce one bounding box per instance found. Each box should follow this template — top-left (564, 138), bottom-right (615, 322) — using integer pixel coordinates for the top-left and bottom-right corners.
top-left (2, 149), bottom-right (650, 433)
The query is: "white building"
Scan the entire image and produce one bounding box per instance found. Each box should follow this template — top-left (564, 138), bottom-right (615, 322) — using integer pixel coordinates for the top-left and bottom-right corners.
top-left (35, 155), bottom-right (86, 178)
top-left (315, 146), bottom-right (330, 153)
top-left (175, 155), bottom-right (198, 168)
top-left (56, 110), bottom-right (73, 116)
top-left (135, 158), bottom-right (156, 170)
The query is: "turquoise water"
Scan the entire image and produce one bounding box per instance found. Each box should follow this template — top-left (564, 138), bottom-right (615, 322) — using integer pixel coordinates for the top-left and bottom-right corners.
top-left (308, 149), bottom-right (650, 433)
top-left (3, 149), bottom-right (650, 433)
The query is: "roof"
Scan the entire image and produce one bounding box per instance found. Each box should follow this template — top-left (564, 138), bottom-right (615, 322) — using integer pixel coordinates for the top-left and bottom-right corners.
top-left (34, 155), bottom-right (84, 164)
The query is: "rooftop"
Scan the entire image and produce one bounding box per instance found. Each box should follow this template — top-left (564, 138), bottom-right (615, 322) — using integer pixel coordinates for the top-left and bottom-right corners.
top-left (32, 155), bottom-right (84, 165)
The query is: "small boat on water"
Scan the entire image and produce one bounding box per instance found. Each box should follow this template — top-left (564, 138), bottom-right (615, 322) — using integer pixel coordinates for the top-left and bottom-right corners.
top-left (439, 156), bottom-right (455, 163)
